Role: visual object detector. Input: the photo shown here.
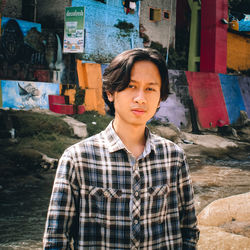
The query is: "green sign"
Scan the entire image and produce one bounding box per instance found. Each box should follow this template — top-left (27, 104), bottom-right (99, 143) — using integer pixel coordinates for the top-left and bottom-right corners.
top-left (63, 6), bottom-right (85, 53)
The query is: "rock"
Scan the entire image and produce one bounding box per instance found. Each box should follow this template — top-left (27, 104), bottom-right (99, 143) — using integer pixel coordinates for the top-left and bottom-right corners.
top-left (41, 153), bottom-right (58, 169)
top-left (198, 225), bottom-right (250, 250)
top-left (152, 124), bottom-right (181, 143)
top-left (237, 126), bottom-right (250, 143)
top-left (198, 192), bottom-right (250, 227)
top-left (181, 132), bottom-right (238, 158)
top-left (197, 192), bottom-right (250, 248)
top-left (221, 221), bottom-right (250, 238)
top-left (63, 116), bottom-right (88, 138)
top-left (182, 132), bottom-right (238, 150)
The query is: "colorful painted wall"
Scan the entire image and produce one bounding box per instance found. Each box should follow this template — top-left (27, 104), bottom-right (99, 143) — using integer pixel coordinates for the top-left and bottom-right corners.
top-left (1, 69), bottom-right (249, 130)
top-left (0, 17), bottom-right (62, 82)
top-left (71, 0), bottom-right (143, 62)
top-left (200, 0), bottom-right (228, 73)
top-left (0, 80), bottom-right (60, 110)
top-left (155, 70), bottom-right (249, 129)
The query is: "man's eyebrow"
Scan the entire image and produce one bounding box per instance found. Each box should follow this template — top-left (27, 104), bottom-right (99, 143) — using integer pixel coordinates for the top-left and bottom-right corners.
top-left (130, 79), bottom-right (160, 85)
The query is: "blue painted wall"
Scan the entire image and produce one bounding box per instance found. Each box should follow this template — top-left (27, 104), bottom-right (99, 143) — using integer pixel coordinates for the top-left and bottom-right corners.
top-left (219, 74), bottom-right (246, 124)
top-left (1, 81), bottom-right (60, 110)
top-left (72, 0), bottom-right (143, 62)
top-left (238, 76), bottom-right (250, 118)
top-left (1, 17), bottom-right (41, 36)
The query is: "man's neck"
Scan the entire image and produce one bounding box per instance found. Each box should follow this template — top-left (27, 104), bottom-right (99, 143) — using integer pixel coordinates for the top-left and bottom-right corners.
top-left (113, 119), bottom-right (146, 158)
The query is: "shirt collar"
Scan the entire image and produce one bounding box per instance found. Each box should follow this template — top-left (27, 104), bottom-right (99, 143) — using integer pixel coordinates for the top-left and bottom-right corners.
top-left (104, 120), bottom-right (156, 156)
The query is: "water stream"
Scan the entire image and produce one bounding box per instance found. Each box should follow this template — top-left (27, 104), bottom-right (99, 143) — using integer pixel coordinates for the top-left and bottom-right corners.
top-left (0, 159), bottom-right (250, 249)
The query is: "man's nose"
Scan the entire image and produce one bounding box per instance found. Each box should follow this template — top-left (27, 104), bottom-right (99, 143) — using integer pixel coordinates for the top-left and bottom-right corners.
top-left (133, 89), bottom-right (146, 104)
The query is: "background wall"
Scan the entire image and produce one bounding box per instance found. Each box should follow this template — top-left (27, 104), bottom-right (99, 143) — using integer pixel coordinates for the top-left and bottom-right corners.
top-left (0, 0), bottom-right (22, 19)
top-left (1, 69), bottom-right (249, 130)
top-left (72, 0), bottom-right (143, 62)
top-left (0, 80), bottom-right (59, 110)
top-left (155, 70), bottom-right (249, 129)
top-left (140, 0), bottom-right (176, 49)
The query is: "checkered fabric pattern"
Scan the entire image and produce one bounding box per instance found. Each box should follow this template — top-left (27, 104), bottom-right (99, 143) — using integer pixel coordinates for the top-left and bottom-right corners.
top-left (43, 121), bottom-right (199, 249)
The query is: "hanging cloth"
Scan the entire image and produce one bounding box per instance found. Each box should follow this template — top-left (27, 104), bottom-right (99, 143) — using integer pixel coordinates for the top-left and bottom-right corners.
top-left (129, 2), bottom-right (136, 10)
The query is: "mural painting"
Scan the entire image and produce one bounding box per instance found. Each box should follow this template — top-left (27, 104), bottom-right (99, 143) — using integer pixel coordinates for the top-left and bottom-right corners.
top-left (1, 80), bottom-right (60, 110)
top-left (0, 17), bottom-right (63, 82)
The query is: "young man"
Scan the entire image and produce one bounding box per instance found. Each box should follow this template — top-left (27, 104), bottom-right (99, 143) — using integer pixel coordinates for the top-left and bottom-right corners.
top-left (43, 48), bottom-right (199, 249)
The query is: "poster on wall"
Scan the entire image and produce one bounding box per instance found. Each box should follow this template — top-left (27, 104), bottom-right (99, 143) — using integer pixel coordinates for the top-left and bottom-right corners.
top-left (63, 6), bottom-right (85, 53)
top-left (1, 80), bottom-right (60, 110)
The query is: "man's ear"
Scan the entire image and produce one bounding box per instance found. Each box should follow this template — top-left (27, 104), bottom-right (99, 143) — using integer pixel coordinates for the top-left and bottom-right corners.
top-left (106, 92), bottom-right (114, 102)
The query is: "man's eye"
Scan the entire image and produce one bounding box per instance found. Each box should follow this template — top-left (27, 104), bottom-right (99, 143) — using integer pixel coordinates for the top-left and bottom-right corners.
top-left (146, 87), bottom-right (155, 91)
top-left (128, 84), bottom-right (135, 89)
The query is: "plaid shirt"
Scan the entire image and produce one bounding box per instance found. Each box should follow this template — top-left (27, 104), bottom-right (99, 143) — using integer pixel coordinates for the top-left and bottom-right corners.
top-left (43, 121), bottom-right (199, 249)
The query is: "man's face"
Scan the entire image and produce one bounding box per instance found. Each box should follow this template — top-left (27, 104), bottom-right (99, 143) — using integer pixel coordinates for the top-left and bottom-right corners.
top-left (107, 60), bottom-right (161, 128)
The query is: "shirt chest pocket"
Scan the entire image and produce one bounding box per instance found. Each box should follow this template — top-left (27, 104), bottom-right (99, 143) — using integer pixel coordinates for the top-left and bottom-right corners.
top-left (86, 186), bottom-right (131, 226)
top-left (143, 184), bottom-right (169, 224)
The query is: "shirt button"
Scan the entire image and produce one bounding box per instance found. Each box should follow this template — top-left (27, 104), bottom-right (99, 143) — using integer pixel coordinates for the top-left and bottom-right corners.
top-left (135, 191), bottom-right (139, 197)
top-left (134, 219), bottom-right (139, 225)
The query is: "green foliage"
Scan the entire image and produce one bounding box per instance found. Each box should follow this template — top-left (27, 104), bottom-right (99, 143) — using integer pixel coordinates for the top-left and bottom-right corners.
top-left (114, 20), bottom-right (134, 33)
top-left (10, 110), bottom-right (73, 138)
top-left (72, 111), bottom-right (113, 137)
top-left (74, 87), bottom-right (85, 106)
top-left (1, 110), bottom-right (80, 158)
top-left (149, 41), bottom-right (168, 59)
top-left (167, 29), bottom-right (190, 70)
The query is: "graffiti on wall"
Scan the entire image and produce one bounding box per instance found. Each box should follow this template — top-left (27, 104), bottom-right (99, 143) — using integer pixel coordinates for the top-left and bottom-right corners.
top-left (1, 80), bottom-right (60, 109)
top-left (0, 17), bottom-right (61, 82)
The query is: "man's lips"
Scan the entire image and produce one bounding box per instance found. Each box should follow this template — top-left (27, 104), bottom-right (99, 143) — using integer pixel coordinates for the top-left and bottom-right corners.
top-left (131, 108), bottom-right (146, 115)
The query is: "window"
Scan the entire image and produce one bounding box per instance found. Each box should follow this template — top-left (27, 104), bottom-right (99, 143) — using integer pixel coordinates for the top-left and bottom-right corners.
top-left (163, 11), bottom-right (170, 20)
top-left (149, 7), bottom-right (161, 22)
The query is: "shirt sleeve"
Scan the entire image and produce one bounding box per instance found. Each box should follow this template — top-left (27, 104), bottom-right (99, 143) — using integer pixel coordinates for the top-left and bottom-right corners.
top-left (177, 152), bottom-right (200, 249)
top-left (43, 149), bottom-right (79, 249)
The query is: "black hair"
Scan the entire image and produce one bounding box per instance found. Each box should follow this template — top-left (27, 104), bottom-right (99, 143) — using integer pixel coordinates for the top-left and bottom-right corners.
top-left (102, 48), bottom-right (170, 115)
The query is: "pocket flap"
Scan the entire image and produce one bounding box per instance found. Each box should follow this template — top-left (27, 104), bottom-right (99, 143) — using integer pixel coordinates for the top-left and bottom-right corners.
top-left (148, 184), bottom-right (169, 196)
top-left (89, 186), bottom-right (123, 198)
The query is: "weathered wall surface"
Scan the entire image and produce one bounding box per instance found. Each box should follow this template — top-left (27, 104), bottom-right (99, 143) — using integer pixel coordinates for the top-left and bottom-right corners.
top-left (37, 0), bottom-right (72, 30)
top-left (155, 70), bottom-right (249, 129)
top-left (219, 74), bottom-right (246, 124)
top-left (72, 0), bottom-right (143, 62)
top-left (155, 70), bottom-right (191, 129)
top-left (186, 72), bottom-right (230, 128)
top-left (139, 0), bottom-right (176, 48)
top-left (238, 76), bottom-right (250, 118)
top-left (1, 0), bottom-right (22, 19)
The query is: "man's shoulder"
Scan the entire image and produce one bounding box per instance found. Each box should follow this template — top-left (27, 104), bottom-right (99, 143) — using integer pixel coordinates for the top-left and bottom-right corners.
top-left (64, 130), bottom-right (107, 155)
top-left (149, 131), bottom-right (184, 154)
